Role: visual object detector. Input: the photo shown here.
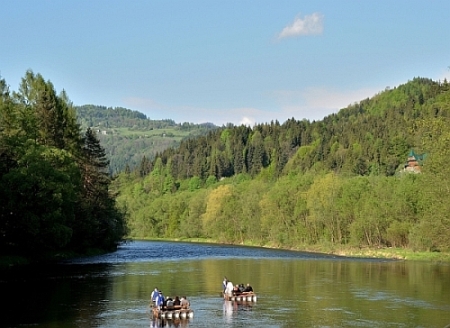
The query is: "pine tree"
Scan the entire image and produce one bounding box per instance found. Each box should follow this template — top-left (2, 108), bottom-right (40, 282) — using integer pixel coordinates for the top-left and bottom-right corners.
top-left (72, 128), bottom-right (125, 250)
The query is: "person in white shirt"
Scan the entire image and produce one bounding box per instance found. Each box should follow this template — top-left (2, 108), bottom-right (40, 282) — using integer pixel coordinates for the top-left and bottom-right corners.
top-left (180, 296), bottom-right (190, 309)
top-left (224, 281), bottom-right (234, 298)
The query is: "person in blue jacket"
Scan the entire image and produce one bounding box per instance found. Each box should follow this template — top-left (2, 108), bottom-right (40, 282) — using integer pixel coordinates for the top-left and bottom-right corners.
top-left (155, 291), bottom-right (164, 310)
top-left (151, 287), bottom-right (159, 304)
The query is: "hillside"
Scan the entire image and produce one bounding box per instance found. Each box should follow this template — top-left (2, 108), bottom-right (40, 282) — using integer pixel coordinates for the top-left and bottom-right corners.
top-left (75, 105), bottom-right (218, 174)
top-left (137, 77), bottom-right (448, 181)
top-left (112, 77), bottom-right (450, 254)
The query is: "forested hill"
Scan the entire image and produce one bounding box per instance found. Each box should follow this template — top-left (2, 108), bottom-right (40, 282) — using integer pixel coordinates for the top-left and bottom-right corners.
top-left (75, 105), bottom-right (218, 174)
top-left (136, 77), bottom-right (449, 181)
top-left (114, 77), bottom-right (450, 253)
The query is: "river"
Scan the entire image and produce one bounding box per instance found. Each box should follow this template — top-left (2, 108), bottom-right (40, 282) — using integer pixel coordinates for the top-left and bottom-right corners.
top-left (1, 240), bottom-right (449, 327)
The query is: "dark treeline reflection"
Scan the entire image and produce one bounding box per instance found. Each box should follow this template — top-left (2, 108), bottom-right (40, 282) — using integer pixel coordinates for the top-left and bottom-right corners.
top-left (2, 264), bottom-right (113, 327)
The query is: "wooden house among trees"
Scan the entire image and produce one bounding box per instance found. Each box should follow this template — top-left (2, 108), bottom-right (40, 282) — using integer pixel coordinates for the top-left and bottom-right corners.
top-left (403, 149), bottom-right (425, 173)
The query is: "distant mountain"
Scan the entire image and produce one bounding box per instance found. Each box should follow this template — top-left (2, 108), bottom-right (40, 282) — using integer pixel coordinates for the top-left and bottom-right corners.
top-left (75, 105), bottom-right (218, 174)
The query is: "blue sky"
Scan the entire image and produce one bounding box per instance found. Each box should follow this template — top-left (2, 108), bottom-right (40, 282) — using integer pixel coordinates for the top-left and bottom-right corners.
top-left (2, 1), bottom-right (450, 126)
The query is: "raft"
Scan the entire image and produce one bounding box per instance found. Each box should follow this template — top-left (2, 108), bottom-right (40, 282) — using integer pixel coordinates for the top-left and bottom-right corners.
top-left (223, 292), bottom-right (257, 302)
top-left (152, 306), bottom-right (194, 320)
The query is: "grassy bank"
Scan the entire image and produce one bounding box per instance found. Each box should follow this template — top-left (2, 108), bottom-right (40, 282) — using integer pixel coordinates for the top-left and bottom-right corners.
top-left (328, 247), bottom-right (450, 262)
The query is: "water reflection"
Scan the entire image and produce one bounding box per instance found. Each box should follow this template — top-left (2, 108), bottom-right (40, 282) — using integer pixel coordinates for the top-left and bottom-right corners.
top-left (223, 300), bottom-right (255, 324)
top-left (150, 318), bottom-right (192, 328)
top-left (223, 300), bottom-right (233, 323)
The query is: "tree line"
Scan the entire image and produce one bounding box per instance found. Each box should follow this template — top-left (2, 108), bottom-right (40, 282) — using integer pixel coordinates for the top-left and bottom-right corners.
top-left (0, 71), bottom-right (127, 259)
top-left (116, 77), bottom-right (450, 252)
top-left (131, 77), bottom-right (448, 181)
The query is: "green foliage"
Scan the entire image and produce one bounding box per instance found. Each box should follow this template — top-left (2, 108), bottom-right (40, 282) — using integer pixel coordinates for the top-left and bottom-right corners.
top-left (0, 71), bottom-right (126, 259)
top-left (113, 77), bottom-right (450, 254)
top-left (412, 117), bottom-right (450, 251)
top-left (188, 176), bottom-right (202, 191)
top-left (0, 144), bottom-right (76, 252)
top-left (205, 175), bottom-right (218, 187)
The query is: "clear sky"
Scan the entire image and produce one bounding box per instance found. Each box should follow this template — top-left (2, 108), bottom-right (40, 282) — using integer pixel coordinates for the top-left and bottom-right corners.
top-left (2, 1), bottom-right (450, 126)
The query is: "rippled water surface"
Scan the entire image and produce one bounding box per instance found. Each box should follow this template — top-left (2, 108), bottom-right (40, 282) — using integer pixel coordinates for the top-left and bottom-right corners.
top-left (1, 240), bottom-right (449, 327)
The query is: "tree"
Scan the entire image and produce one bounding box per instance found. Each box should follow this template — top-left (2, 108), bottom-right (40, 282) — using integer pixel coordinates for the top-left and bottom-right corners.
top-left (306, 173), bottom-right (343, 245)
top-left (72, 128), bottom-right (125, 250)
top-left (201, 185), bottom-right (233, 238)
top-left (0, 143), bottom-right (77, 253)
top-left (412, 118), bottom-right (450, 251)
top-left (0, 72), bottom-right (126, 258)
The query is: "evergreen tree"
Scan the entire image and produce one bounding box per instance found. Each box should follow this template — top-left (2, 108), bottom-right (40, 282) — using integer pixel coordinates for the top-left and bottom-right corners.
top-left (72, 128), bottom-right (125, 250)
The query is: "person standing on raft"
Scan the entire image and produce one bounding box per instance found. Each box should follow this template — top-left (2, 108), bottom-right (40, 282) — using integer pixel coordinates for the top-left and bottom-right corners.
top-left (224, 281), bottom-right (234, 299)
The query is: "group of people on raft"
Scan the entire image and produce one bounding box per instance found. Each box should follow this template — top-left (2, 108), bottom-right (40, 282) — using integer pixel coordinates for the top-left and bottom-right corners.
top-left (150, 288), bottom-right (190, 311)
top-left (222, 277), bottom-right (254, 298)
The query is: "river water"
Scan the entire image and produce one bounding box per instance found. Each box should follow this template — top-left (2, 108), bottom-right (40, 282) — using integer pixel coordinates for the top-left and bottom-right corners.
top-left (1, 240), bottom-right (449, 328)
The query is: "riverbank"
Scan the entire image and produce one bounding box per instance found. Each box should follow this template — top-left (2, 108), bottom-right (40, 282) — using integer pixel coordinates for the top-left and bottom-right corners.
top-left (136, 237), bottom-right (450, 263)
top-left (300, 245), bottom-right (450, 262)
